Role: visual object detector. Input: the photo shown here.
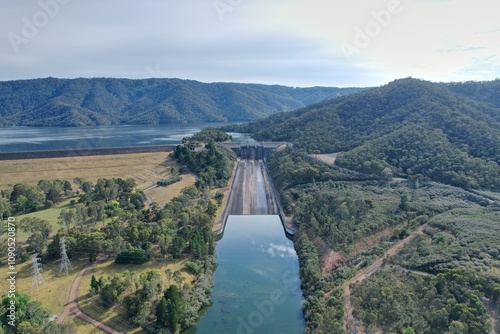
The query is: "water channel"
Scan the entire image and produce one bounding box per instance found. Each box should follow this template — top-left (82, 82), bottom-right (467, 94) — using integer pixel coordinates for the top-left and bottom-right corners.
top-left (188, 153), bottom-right (305, 333)
top-left (187, 215), bottom-right (305, 334)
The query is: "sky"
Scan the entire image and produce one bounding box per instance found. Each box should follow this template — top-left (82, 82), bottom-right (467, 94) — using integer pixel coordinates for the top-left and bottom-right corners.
top-left (0, 0), bottom-right (499, 87)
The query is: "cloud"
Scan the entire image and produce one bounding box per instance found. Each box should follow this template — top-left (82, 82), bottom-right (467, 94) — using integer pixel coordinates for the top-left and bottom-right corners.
top-left (265, 243), bottom-right (297, 258)
top-left (0, 0), bottom-right (499, 86)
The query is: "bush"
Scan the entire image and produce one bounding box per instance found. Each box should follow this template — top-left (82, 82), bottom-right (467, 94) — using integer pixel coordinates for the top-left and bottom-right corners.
top-left (157, 176), bottom-right (182, 187)
top-left (115, 247), bottom-right (149, 264)
top-left (184, 261), bottom-right (201, 274)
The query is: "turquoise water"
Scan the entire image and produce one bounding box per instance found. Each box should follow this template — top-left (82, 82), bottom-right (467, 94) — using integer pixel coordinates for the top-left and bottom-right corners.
top-left (188, 215), bottom-right (305, 334)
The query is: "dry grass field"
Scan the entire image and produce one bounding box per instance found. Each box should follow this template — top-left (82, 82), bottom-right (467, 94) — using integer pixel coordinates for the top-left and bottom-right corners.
top-left (0, 152), bottom-right (173, 186)
top-left (0, 152), bottom-right (196, 207)
top-left (0, 257), bottom-right (88, 318)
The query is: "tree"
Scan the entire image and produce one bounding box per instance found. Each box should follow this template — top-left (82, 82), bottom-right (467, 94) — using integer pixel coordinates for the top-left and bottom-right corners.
top-left (165, 269), bottom-right (173, 286)
top-left (448, 321), bottom-right (468, 333)
top-left (98, 274), bottom-right (131, 307)
top-left (14, 195), bottom-right (29, 212)
top-left (173, 271), bottom-right (184, 286)
top-left (58, 209), bottom-right (76, 231)
top-left (399, 190), bottom-right (410, 211)
top-left (205, 201), bottom-right (217, 218)
top-left (76, 232), bottom-right (104, 262)
top-left (1, 292), bottom-right (50, 327)
top-left (94, 178), bottom-right (119, 202)
top-left (171, 236), bottom-right (186, 259)
top-left (158, 234), bottom-right (173, 256)
top-left (10, 184), bottom-right (45, 212)
top-left (74, 177), bottom-right (92, 194)
top-left (0, 198), bottom-right (11, 220)
top-left (214, 191), bottom-right (224, 206)
top-left (129, 190), bottom-right (146, 210)
top-left (46, 186), bottom-right (63, 204)
top-left (90, 274), bottom-right (100, 294)
top-left (19, 217), bottom-right (52, 239)
top-left (156, 297), bottom-right (169, 328)
top-left (27, 232), bottom-right (46, 254)
top-left (162, 285), bottom-right (185, 333)
top-left (115, 248), bottom-right (149, 264)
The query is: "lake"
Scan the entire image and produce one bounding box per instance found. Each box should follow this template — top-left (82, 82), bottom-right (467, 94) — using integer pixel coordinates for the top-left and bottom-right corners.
top-left (0, 123), bottom-right (253, 152)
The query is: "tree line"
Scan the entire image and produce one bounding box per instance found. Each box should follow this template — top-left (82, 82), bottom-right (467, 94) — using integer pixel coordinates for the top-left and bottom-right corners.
top-left (0, 130), bottom-right (237, 333)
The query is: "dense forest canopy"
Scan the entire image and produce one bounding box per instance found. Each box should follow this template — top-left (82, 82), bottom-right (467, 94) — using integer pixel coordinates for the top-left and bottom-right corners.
top-left (0, 77), bottom-right (364, 126)
top-left (266, 148), bottom-right (500, 333)
top-left (229, 78), bottom-right (500, 190)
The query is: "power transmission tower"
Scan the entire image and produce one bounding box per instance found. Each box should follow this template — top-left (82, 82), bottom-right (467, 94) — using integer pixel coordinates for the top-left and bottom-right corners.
top-left (59, 237), bottom-right (73, 275)
top-left (30, 253), bottom-right (47, 292)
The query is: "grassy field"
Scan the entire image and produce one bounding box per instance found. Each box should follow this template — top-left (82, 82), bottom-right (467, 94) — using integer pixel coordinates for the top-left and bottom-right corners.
top-left (13, 198), bottom-right (82, 242)
top-left (76, 259), bottom-right (193, 333)
top-left (0, 255), bottom-right (190, 334)
top-left (144, 173), bottom-right (196, 207)
top-left (0, 256), bottom-right (88, 316)
top-left (0, 152), bottom-right (174, 187)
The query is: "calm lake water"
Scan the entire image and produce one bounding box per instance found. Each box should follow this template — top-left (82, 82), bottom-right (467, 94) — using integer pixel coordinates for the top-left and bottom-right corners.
top-left (187, 215), bottom-right (305, 334)
top-left (0, 123), bottom-right (252, 152)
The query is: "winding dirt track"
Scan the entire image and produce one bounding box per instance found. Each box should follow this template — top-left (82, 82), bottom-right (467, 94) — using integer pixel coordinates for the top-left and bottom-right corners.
top-left (58, 262), bottom-right (123, 334)
top-left (340, 225), bottom-right (427, 333)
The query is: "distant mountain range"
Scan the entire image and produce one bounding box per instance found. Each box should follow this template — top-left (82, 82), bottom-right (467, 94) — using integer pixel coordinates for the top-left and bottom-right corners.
top-left (228, 78), bottom-right (500, 190)
top-left (0, 77), bottom-right (364, 126)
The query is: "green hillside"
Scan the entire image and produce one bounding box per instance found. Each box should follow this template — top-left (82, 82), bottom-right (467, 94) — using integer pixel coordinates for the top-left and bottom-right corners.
top-left (0, 77), bottom-right (364, 126)
top-left (232, 78), bottom-right (500, 190)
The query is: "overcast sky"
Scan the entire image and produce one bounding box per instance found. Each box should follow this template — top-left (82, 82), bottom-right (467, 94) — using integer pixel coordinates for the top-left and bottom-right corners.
top-left (0, 0), bottom-right (499, 87)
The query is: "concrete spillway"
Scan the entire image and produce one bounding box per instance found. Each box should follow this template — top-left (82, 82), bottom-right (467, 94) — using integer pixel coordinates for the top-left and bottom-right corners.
top-left (228, 159), bottom-right (278, 215)
top-left (215, 141), bottom-right (297, 237)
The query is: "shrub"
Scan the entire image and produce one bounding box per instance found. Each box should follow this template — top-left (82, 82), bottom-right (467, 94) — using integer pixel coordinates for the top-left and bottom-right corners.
top-left (115, 247), bottom-right (149, 264)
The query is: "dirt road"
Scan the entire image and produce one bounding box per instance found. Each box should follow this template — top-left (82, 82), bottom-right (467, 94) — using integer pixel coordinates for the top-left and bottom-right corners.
top-left (340, 225), bottom-right (427, 333)
top-left (58, 262), bottom-right (123, 334)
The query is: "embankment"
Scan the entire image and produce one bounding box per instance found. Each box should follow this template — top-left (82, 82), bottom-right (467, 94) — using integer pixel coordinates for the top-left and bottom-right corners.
top-left (0, 145), bottom-right (177, 160)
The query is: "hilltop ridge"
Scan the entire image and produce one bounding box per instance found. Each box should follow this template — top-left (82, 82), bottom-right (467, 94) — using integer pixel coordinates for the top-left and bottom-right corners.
top-left (0, 77), bottom-right (364, 126)
top-left (229, 78), bottom-right (500, 190)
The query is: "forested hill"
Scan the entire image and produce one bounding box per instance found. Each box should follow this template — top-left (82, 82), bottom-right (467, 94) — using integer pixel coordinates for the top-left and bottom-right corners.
top-left (443, 79), bottom-right (500, 108)
top-left (230, 78), bottom-right (500, 190)
top-left (0, 77), bottom-right (363, 126)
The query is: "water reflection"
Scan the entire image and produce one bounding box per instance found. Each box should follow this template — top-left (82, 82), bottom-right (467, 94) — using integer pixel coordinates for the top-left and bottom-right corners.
top-left (188, 215), bottom-right (305, 334)
top-left (0, 123), bottom-right (253, 152)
